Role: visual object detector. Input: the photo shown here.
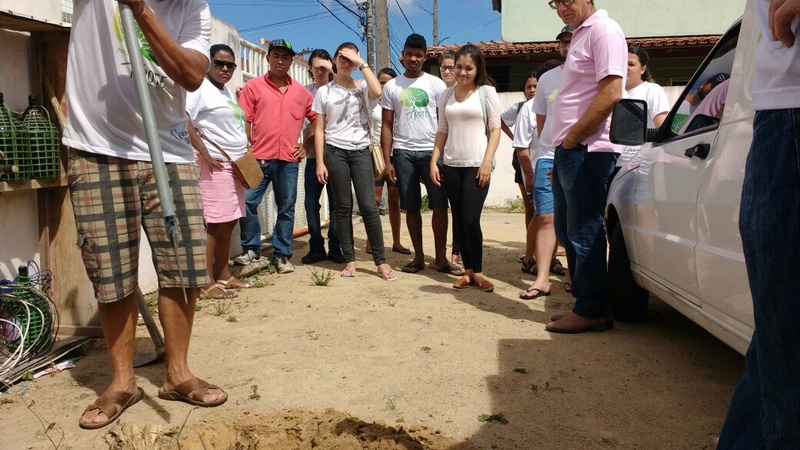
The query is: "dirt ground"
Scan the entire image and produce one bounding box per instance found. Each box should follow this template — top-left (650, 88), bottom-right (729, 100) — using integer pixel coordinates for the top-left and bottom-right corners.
top-left (1, 210), bottom-right (745, 449)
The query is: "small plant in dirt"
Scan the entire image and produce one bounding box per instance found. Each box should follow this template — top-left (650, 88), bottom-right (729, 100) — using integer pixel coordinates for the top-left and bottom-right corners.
top-left (420, 194), bottom-right (430, 212)
top-left (145, 292), bottom-right (158, 315)
top-left (420, 346), bottom-right (432, 353)
top-left (249, 385), bottom-right (261, 400)
top-left (513, 368), bottom-right (527, 374)
top-left (478, 413), bottom-right (509, 424)
top-left (0, 397), bottom-right (13, 405)
top-left (265, 262), bottom-right (278, 275)
top-left (211, 299), bottom-right (233, 317)
top-left (194, 305), bottom-right (202, 312)
top-left (385, 395), bottom-right (399, 411)
top-left (309, 267), bottom-right (335, 286)
top-left (226, 315), bottom-right (238, 323)
top-left (505, 196), bottom-right (526, 213)
top-left (530, 384), bottom-right (539, 393)
top-left (387, 299), bottom-right (397, 307)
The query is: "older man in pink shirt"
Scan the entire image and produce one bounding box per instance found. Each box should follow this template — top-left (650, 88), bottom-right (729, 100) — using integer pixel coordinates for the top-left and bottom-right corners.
top-left (546, 0), bottom-right (627, 333)
top-left (235, 39), bottom-right (316, 274)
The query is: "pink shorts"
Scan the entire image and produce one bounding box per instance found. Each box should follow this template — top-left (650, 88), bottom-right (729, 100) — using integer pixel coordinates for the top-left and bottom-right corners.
top-left (196, 155), bottom-right (245, 224)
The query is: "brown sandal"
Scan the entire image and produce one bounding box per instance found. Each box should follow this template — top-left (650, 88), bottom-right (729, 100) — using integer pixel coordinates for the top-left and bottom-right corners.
top-left (158, 377), bottom-right (228, 407)
top-left (79, 387), bottom-right (144, 429)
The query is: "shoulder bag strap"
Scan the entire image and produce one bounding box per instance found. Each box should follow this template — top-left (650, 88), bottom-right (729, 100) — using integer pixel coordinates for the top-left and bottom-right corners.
top-left (195, 128), bottom-right (234, 162)
top-left (356, 84), bottom-right (376, 142)
top-left (479, 85), bottom-right (488, 137)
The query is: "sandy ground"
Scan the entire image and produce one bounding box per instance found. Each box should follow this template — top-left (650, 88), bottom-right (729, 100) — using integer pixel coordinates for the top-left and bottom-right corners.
top-left (1, 210), bottom-right (745, 449)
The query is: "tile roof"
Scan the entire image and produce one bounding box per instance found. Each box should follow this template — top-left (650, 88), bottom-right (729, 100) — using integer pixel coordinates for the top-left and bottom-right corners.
top-left (426, 35), bottom-right (721, 58)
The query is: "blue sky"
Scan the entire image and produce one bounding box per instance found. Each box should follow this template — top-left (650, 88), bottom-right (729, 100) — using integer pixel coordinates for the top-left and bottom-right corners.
top-left (208, 0), bottom-right (502, 72)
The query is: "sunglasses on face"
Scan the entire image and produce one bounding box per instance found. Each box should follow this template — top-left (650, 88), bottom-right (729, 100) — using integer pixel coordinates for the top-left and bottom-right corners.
top-left (337, 55), bottom-right (355, 65)
top-left (213, 59), bottom-right (237, 70)
top-left (548, 0), bottom-right (575, 9)
top-left (440, 65), bottom-right (455, 72)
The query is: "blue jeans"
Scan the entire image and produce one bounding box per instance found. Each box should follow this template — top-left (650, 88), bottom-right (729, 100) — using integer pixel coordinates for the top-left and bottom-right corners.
top-left (239, 159), bottom-right (298, 258)
top-left (717, 109), bottom-right (800, 449)
top-left (304, 158), bottom-right (340, 254)
top-left (552, 144), bottom-right (618, 319)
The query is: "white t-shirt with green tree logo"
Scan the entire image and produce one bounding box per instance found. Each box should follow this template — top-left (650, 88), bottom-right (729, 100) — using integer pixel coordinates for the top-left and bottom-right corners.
top-left (379, 73), bottom-right (446, 152)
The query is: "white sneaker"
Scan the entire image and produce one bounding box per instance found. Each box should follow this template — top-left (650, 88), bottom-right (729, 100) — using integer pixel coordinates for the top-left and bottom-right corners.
top-left (274, 256), bottom-right (295, 274)
top-left (232, 249), bottom-right (260, 265)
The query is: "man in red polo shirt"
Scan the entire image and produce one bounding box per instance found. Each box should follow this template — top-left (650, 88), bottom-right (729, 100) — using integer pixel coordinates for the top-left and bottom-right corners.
top-left (235, 39), bottom-right (316, 273)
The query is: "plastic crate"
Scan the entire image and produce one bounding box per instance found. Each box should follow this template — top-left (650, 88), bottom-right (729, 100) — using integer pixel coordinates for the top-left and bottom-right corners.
top-left (0, 93), bottom-right (26, 181)
top-left (19, 96), bottom-right (59, 180)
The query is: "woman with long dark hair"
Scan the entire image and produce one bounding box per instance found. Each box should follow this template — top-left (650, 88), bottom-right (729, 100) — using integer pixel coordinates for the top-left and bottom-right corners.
top-left (313, 42), bottom-right (397, 280)
top-left (430, 44), bottom-right (501, 292)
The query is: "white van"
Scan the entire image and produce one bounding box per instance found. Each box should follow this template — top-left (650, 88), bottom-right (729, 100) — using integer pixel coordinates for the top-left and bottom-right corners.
top-left (606, 3), bottom-right (759, 355)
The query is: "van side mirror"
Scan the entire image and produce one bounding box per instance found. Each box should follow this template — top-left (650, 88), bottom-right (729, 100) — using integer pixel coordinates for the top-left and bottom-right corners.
top-left (610, 99), bottom-right (647, 146)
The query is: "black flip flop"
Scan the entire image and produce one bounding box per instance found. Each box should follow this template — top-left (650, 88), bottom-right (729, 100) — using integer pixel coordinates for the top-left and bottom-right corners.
top-left (392, 246), bottom-right (412, 255)
top-left (519, 287), bottom-right (551, 300)
top-left (401, 262), bottom-right (425, 273)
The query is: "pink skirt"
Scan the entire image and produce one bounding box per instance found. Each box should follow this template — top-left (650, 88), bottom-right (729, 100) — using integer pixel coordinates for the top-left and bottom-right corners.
top-left (195, 155), bottom-right (245, 224)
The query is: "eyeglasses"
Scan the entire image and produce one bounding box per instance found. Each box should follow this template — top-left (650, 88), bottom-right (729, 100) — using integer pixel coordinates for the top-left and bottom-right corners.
top-left (337, 55), bottom-right (355, 65)
top-left (213, 59), bottom-right (237, 70)
top-left (548, 0), bottom-right (575, 9)
top-left (440, 66), bottom-right (455, 72)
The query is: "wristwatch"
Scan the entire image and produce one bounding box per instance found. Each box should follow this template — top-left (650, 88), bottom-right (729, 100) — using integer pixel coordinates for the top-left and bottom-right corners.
top-left (360, 63), bottom-right (369, 70)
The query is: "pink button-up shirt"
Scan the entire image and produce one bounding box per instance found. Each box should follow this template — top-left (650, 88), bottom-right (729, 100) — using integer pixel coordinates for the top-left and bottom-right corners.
top-left (239, 73), bottom-right (316, 162)
top-left (551, 9), bottom-right (627, 153)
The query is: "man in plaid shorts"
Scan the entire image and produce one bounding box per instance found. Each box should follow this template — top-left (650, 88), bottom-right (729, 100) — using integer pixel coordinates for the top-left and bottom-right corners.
top-left (62, 0), bottom-right (226, 429)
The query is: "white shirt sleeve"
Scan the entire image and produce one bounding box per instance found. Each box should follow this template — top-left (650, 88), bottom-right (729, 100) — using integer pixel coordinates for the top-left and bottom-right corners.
top-left (512, 102), bottom-right (535, 149)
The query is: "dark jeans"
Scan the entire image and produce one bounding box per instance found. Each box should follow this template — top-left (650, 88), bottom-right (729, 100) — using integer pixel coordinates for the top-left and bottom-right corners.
top-left (441, 165), bottom-right (489, 273)
top-left (304, 158), bottom-right (340, 254)
top-left (717, 109), bottom-right (800, 449)
top-left (552, 144), bottom-right (617, 319)
top-left (240, 159), bottom-right (298, 258)
top-left (323, 145), bottom-right (386, 265)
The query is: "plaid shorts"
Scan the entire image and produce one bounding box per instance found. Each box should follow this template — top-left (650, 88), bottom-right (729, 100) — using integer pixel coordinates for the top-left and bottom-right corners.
top-left (68, 150), bottom-right (210, 303)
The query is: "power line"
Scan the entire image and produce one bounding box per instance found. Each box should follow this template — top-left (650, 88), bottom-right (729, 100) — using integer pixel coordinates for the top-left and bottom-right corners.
top-left (439, 17), bottom-right (500, 44)
top-left (210, 1), bottom-right (319, 5)
top-left (239, 7), bottom-right (346, 33)
top-left (392, 0), bottom-right (415, 33)
top-left (331, 0), bottom-right (360, 18)
top-left (315, 0), bottom-right (362, 39)
top-left (387, 3), bottom-right (413, 38)
top-left (411, 0), bottom-right (432, 15)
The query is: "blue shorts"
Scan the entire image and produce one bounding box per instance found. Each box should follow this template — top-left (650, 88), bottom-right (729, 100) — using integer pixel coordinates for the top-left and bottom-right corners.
top-left (392, 149), bottom-right (449, 211)
top-left (533, 158), bottom-right (554, 215)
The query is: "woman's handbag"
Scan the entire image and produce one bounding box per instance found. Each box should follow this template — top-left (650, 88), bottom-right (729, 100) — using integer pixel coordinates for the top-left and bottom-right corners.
top-left (357, 89), bottom-right (386, 179)
top-left (196, 128), bottom-right (264, 189)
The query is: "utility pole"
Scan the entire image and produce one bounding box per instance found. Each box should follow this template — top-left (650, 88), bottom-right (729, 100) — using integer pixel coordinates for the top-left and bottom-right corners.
top-left (374, 0), bottom-right (390, 70)
top-left (364, 0), bottom-right (375, 68)
top-left (433, 0), bottom-right (439, 46)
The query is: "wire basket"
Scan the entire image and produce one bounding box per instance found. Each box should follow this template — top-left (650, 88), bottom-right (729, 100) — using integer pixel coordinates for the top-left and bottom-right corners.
top-left (0, 93), bottom-right (26, 181)
top-left (19, 96), bottom-right (60, 180)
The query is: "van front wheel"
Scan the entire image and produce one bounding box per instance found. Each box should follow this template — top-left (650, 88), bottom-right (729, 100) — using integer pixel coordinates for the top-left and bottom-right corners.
top-left (608, 222), bottom-right (650, 322)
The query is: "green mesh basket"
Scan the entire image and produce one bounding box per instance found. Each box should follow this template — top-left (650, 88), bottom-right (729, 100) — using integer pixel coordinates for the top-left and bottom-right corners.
top-left (0, 93), bottom-right (26, 181)
top-left (19, 96), bottom-right (60, 180)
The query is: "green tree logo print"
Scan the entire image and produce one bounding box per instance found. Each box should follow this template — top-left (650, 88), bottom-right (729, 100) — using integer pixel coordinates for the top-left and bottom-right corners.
top-left (227, 100), bottom-right (246, 132)
top-left (113, 8), bottom-right (159, 66)
top-left (399, 87), bottom-right (430, 119)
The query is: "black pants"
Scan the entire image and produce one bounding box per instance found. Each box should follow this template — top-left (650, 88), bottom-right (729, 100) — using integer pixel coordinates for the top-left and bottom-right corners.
top-left (441, 165), bottom-right (489, 273)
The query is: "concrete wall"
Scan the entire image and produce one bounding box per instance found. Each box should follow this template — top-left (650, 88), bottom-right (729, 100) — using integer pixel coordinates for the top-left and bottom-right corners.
top-left (3, 0), bottom-right (68, 24)
top-left (500, 0), bottom-right (746, 42)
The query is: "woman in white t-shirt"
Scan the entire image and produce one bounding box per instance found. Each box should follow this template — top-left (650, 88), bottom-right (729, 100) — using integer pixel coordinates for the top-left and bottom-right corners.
top-left (431, 44), bottom-right (502, 292)
top-left (187, 44), bottom-right (251, 299)
top-left (314, 42), bottom-right (397, 281)
top-left (616, 46), bottom-right (671, 174)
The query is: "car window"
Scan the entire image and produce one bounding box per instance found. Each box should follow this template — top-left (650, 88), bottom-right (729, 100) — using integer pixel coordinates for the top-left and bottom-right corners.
top-left (660, 22), bottom-right (741, 139)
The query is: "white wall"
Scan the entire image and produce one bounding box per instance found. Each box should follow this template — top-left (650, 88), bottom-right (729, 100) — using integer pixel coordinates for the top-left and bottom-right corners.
top-left (487, 91), bottom-right (527, 207)
top-left (501, 0), bottom-right (747, 43)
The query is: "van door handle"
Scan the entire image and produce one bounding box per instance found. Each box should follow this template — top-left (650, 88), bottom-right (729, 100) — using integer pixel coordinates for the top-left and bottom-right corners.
top-left (684, 143), bottom-right (710, 160)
